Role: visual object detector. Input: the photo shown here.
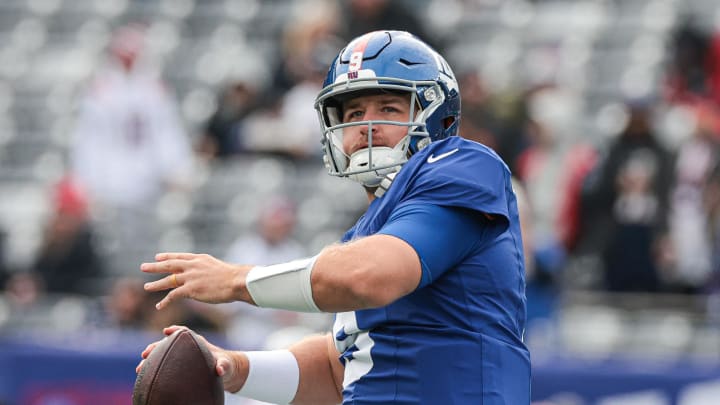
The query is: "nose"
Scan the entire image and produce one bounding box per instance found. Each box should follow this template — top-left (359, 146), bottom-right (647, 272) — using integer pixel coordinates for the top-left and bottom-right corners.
top-left (359, 109), bottom-right (382, 138)
top-left (359, 123), bottom-right (381, 147)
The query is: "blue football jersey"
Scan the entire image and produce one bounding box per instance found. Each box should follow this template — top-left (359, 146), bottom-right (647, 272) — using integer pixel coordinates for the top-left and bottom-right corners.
top-left (334, 136), bottom-right (531, 404)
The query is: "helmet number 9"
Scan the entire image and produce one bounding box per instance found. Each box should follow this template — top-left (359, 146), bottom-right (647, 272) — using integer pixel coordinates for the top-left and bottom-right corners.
top-left (349, 52), bottom-right (363, 72)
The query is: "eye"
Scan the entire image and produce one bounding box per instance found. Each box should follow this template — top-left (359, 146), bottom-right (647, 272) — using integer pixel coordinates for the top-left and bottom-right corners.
top-left (344, 109), bottom-right (363, 122)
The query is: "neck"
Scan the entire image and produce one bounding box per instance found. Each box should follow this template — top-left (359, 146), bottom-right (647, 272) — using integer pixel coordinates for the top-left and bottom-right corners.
top-left (365, 188), bottom-right (377, 203)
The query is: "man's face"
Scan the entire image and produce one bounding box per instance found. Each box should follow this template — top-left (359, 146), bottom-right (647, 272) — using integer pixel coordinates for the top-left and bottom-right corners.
top-left (340, 92), bottom-right (412, 156)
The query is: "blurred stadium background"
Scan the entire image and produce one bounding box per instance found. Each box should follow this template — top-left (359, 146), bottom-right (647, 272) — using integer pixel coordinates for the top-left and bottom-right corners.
top-left (1, 0), bottom-right (720, 404)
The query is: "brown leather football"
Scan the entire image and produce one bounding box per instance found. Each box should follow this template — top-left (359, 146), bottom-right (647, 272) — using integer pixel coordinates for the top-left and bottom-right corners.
top-left (133, 329), bottom-right (224, 405)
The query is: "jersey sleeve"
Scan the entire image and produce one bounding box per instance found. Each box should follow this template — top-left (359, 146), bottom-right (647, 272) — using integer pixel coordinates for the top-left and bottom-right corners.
top-left (403, 142), bottom-right (513, 222)
top-left (377, 203), bottom-right (506, 288)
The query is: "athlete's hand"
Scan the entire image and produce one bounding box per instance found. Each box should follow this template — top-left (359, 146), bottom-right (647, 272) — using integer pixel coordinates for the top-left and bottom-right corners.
top-left (136, 325), bottom-right (249, 393)
top-left (141, 252), bottom-right (255, 309)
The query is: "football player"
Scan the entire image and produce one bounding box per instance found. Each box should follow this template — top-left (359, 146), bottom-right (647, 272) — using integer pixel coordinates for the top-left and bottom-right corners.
top-left (139, 30), bottom-right (531, 404)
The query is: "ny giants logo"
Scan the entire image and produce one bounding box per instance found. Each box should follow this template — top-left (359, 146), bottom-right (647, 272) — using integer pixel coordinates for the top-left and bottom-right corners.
top-left (348, 71), bottom-right (358, 79)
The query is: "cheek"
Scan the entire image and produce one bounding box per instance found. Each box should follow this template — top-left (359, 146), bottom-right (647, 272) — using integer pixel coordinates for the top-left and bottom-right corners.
top-left (387, 125), bottom-right (409, 146)
top-left (342, 128), bottom-right (360, 153)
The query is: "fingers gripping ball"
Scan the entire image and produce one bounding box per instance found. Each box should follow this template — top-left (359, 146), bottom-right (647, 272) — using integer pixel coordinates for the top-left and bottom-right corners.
top-left (133, 329), bottom-right (224, 405)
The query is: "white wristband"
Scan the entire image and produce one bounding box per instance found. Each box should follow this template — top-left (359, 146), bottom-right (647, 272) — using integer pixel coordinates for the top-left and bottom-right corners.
top-left (231, 350), bottom-right (300, 404)
top-left (246, 255), bottom-right (321, 312)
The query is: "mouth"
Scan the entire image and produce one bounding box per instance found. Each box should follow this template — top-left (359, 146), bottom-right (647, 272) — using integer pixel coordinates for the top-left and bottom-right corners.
top-left (350, 140), bottom-right (390, 156)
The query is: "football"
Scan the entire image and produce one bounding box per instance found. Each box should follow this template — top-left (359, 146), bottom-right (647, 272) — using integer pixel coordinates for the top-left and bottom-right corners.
top-left (133, 329), bottom-right (224, 405)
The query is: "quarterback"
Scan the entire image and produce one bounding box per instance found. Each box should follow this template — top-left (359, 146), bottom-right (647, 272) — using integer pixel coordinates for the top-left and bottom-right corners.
top-left (139, 31), bottom-right (531, 404)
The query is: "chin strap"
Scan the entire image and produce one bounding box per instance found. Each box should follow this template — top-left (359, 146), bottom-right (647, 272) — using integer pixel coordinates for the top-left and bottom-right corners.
top-left (374, 171), bottom-right (399, 198)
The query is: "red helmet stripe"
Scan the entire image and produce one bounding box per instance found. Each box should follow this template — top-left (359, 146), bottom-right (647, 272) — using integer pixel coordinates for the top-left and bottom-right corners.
top-left (347, 32), bottom-right (377, 72)
top-left (351, 32), bottom-right (374, 54)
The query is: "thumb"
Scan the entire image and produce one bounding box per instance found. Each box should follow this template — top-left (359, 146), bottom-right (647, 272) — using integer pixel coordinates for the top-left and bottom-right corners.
top-left (215, 356), bottom-right (233, 377)
top-left (216, 352), bottom-right (246, 393)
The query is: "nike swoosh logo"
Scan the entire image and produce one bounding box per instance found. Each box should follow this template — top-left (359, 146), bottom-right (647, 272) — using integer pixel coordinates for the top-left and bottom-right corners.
top-left (427, 148), bottom-right (459, 163)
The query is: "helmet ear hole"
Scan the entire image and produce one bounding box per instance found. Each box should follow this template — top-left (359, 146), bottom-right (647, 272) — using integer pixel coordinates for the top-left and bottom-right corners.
top-left (443, 117), bottom-right (455, 129)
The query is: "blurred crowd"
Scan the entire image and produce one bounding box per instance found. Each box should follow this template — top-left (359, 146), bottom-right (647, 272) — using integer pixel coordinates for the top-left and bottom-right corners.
top-left (1, 0), bottom-right (720, 358)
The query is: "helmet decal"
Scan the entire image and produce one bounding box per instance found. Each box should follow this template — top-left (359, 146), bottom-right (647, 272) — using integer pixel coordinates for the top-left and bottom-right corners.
top-left (434, 52), bottom-right (459, 94)
top-left (348, 32), bottom-right (373, 72)
top-left (348, 52), bottom-right (363, 73)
